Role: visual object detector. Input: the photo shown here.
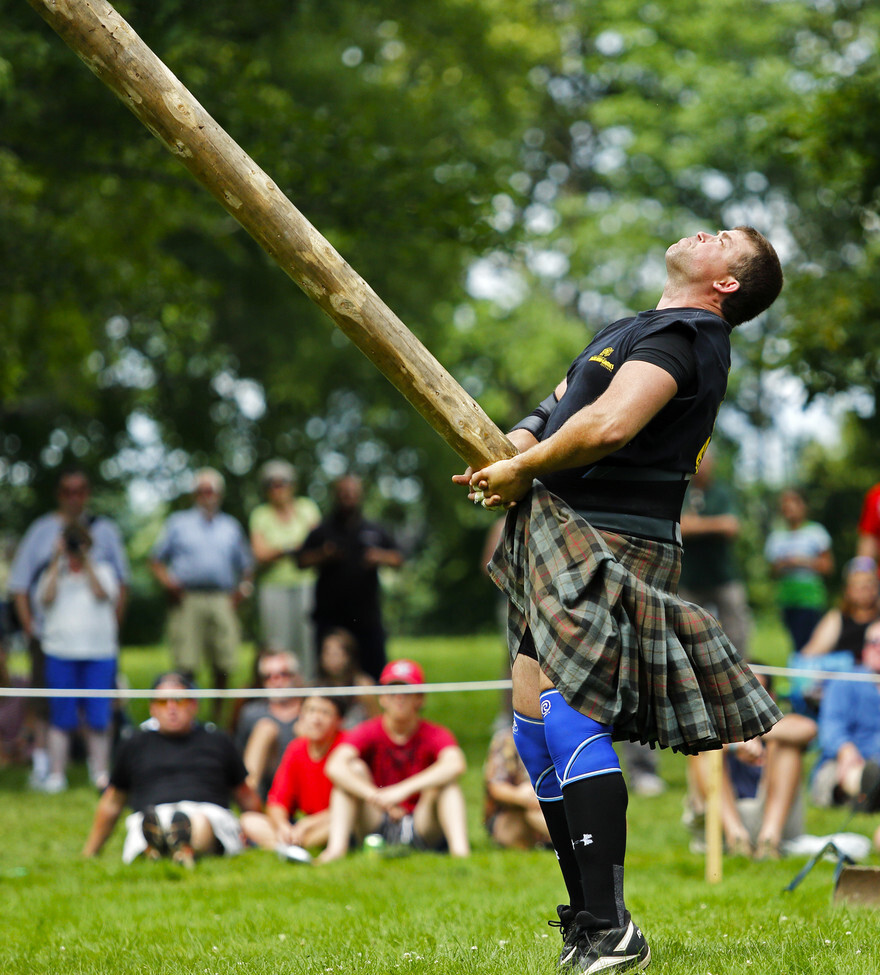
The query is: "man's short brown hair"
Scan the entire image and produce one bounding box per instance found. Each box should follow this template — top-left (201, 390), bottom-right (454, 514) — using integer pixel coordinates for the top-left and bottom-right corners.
top-left (720, 226), bottom-right (783, 327)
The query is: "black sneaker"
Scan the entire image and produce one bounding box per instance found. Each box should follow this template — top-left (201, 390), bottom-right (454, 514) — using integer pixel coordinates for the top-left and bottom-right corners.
top-left (168, 811), bottom-right (195, 868)
top-left (549, 905), bottom-right (580, 967)
top-left (569, 911), bottom-right (650, 973)
top-left (142, 806), bottom-right (169, 857)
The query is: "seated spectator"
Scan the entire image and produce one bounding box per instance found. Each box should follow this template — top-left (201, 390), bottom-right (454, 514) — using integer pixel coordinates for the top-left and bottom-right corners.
top-left (234, 649), bottom-right (303, 798)
top-left (811, 619), bottom-right (880, 817)
top-left (687, 672), bottom-right (817, 860)
top-left (240, 693), bottom-right (346, 860)
top-left (483, 725), bottom-right (551, 849)
top-left (319, 658), bottom-right (470, 862)
top-left (36, 523), bottom-right (120, 793)
top-left (81, 672), bottom-right (262, 866)
top-left (801, 557), bottom-right (880, 663)
top-left (316, 628), bottom-right (379, 727)
top-left (790, 556), bottom-right (880, 715)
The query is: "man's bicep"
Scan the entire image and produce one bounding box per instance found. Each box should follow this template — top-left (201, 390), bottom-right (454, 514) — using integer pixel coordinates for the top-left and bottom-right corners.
top-left (596, 360), bottom-right (679, 437)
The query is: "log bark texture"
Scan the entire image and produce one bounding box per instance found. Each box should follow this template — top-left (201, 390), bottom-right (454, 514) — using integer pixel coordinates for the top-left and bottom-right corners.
top-left (27, 0), bottom-right (516, 470)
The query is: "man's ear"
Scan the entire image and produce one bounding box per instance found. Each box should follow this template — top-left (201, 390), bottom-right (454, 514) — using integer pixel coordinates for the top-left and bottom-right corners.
top-left (713, 276), bottom-right (740, 295)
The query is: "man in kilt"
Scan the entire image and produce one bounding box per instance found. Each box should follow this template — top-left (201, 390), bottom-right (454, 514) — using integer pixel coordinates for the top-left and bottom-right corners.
top-left (454, 228), bottom-right (784, 973)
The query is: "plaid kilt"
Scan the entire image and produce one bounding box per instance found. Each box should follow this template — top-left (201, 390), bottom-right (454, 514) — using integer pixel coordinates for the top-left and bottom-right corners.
top-left (488, 483), bottom-right (781, 755)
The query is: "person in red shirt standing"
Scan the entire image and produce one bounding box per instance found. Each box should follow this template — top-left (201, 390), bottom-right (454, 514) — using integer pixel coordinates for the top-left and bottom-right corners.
top-left (240, 693), bottom-right (346, 861)
top-left (319, 659), bottom-right (470, 862)
top-left (857, 483), bottom-right (880, 564)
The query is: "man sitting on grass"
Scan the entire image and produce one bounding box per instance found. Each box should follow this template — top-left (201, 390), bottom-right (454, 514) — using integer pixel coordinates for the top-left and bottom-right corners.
top-left (82, 672), bottom-right (262, 866)
top-left (319, 658), bottom-right (470, 861)
top-left (240, 692), bottom-right (346, 862)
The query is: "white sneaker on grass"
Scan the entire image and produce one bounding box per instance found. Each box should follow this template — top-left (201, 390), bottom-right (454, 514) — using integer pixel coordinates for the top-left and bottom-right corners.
top-left (34, 773), bottom-right (68, 794)
top-left (276, 844), bottom-right (312, 864)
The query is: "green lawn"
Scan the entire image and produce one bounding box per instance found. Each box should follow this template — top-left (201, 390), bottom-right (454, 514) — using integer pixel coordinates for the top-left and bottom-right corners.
top-left (2, 623), bottom-right (880, 974)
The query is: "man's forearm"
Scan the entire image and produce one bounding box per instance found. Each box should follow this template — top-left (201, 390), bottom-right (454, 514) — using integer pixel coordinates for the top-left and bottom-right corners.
top-left (857, 533), bottom-right (878, 561)
top-left (12, 593), bottom-right (32, 636)
top-left (392, 748), bottom-right (466, 800)
top-left (82, 789), bottom-right (125, 856)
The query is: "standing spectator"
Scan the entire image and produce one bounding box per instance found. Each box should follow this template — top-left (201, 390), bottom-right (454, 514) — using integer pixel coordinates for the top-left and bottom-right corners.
top-left (82, 672), bottom-right (262, 865)
top-left (234, 648), bottom-right (304, 798)
top-left (36, 523), bottom-right (120, 792)
top-left (150, 468), bottom-right (253, 722)
top-left (298, 475), bottom-right (403, 681)
top-left (249, 460), bottom-right (321, 677)
top-left (240, 693), bottom-right (346, 859)
top-left (679, 450), bottom-right (753, 658)
top-left (856, 481), bottom-right (880, 563)
top-left (319, 658), bottom-right (470, 862)
top-left (810, 619), bottom-right (880, 813)
top-left (764, 488), bottom-right (833, 652)
top-left (315, 627), bottom-right (378, 727)
top-left (484, 725), bottom-right (551, 849)
top-left (9, 466), bottom-right (129, 789)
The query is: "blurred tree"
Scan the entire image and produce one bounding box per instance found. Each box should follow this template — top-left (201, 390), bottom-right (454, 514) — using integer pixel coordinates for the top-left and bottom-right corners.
top-left (5, 0), bottom-right (880, 634)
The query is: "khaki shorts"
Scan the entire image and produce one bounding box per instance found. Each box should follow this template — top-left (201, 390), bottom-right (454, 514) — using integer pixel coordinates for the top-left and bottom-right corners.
top-left (168, 591), bottom-right (240, 674)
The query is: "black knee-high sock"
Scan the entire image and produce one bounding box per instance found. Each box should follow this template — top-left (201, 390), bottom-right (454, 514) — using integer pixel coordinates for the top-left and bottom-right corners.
top-left (538, 799), bottom-right (585, 911)
top-left (562, 772), bottom-right (628, 927)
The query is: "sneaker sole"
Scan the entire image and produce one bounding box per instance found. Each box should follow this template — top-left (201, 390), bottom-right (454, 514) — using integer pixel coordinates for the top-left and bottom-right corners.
top-left (581, 946), bottom-right (650, 974)
top-left (142, 810), bottom-right (168, 855)
top-left (167, 813), bottom-right (192, 851)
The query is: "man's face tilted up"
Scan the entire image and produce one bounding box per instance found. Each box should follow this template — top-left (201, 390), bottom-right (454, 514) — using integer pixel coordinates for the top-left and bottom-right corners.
top-left (665, 229), bottom-right (753, 288)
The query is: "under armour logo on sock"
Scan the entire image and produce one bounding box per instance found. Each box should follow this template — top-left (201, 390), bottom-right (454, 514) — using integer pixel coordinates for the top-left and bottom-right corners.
top-left (572, 833), bottom-right (594, 848)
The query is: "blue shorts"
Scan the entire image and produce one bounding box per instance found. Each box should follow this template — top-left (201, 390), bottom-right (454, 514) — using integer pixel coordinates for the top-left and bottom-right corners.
top-left (44, 656), bottom-right (117, 731)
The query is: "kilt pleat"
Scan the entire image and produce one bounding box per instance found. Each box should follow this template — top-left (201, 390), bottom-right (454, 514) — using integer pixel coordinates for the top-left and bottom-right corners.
top-left (489, 484), bottom-right (781, 754)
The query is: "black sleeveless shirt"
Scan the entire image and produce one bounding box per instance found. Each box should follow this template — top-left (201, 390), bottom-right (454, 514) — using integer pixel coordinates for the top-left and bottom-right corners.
top-left (537, 307), bottom-right (732, 541)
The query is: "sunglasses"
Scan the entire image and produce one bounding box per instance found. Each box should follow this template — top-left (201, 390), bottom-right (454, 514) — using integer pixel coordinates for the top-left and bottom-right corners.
top-left (153, 697), bottom-right (194, 707)
top-left (261, 669), bottom-right (295, 680)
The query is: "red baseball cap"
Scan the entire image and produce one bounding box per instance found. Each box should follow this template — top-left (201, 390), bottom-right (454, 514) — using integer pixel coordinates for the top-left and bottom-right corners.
top-left (379, 659), bottom-right (425, 686)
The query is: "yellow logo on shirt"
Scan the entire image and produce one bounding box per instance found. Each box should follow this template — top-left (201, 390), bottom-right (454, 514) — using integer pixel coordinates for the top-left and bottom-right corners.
top-left (588, 347), bottom-right (615, 372)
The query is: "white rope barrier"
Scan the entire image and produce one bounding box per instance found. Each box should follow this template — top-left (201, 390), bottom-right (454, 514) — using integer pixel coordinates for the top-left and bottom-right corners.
top-left (0, 680), bottom-right (514, 699)
top-left (0, 662), bottom-right (876, 699)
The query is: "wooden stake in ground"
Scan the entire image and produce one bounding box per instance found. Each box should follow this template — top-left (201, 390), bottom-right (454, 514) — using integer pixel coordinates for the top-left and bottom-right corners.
top-left (26, 0), bottom-right (516, 471)
top-left (704, 749), bottom-right (724, 884)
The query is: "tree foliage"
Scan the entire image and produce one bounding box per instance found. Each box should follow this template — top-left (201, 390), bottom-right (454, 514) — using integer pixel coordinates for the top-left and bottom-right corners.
top-left (3, 0), bottom-right (880, 631)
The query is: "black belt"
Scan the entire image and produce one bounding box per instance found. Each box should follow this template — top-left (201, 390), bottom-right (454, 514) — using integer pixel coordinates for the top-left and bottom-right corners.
top-left (575, 509), bottom-right (682, 546)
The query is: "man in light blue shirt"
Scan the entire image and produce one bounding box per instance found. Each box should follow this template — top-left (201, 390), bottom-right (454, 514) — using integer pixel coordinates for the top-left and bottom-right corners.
top-left (150, 468), bottom-right (253, 721)
top-left (9, 466), bottom-right (129, 788)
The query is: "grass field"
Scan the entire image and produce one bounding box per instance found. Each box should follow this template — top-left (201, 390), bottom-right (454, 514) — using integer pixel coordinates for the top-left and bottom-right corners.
top-left (2, 623), bottom-right (880, 974)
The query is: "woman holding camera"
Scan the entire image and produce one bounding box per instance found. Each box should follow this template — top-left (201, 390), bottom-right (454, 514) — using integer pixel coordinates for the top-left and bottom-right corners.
top-left (36, 523), bottom-right (120, 793)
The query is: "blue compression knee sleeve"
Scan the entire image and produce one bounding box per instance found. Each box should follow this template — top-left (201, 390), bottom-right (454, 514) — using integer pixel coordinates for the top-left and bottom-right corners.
top-left (511, 711), bottom-right (563, 801)
top-left (541, 689), bottom-right (621, 786)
